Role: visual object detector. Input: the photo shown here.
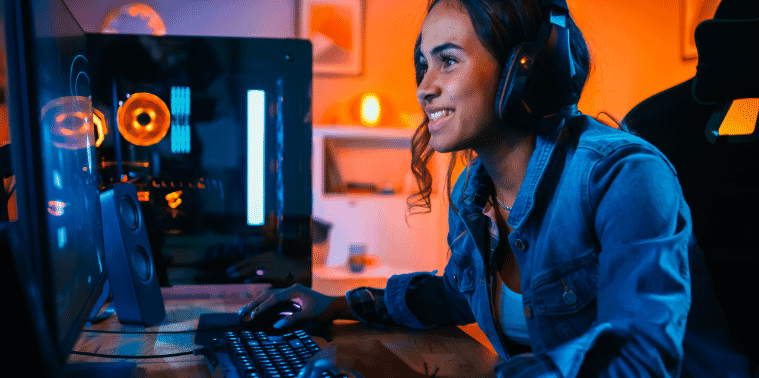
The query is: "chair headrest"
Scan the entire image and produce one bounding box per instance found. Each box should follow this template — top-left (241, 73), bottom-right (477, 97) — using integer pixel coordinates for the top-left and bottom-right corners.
top-left (693, 18), bottom-right (759, 104)
top-left (692, 0), bottom-right (759, 104)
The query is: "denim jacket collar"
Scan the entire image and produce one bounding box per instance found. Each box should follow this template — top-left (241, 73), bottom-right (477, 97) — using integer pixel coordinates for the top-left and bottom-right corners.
top-left (459, 118), bottom-right (565, 230)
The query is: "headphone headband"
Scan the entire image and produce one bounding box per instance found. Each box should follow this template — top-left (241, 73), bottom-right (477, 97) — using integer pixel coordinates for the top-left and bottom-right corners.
top-left (541, 0), bottom-right (569, 12)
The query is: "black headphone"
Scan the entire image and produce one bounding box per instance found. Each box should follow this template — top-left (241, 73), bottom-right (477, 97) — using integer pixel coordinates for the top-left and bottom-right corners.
top-left (495, 0), bottom-right (576, 135)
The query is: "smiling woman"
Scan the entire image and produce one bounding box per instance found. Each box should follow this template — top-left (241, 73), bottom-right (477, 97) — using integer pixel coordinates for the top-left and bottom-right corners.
top-left (409, 0), bottom-right (590, 215)
top-left (240, 1), bottom-right (754, 377)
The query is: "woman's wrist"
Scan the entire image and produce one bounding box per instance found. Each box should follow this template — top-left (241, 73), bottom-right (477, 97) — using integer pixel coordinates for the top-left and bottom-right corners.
top-left (319, 295), bottom-right (356, 322)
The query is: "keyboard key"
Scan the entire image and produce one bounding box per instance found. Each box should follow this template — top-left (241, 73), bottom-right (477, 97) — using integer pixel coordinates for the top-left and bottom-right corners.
top-left (288, 339), bottom-right (304, 348)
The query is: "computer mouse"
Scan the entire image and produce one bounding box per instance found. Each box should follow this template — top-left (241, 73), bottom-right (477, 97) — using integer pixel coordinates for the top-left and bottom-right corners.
top-left (238, 300), bottom-right (302, 329)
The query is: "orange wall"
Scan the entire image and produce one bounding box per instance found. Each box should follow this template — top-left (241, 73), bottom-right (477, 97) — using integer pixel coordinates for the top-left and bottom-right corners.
top-left (313, 0), bottom-right (428, 126)
top-left (571, 0), bottom-right (699, 121)
top-left (313, 0), bottom-right (700, 126)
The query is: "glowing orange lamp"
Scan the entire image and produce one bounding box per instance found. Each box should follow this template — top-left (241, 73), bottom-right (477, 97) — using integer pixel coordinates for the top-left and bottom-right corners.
top-left (359, 93), bottom-right (381, 127)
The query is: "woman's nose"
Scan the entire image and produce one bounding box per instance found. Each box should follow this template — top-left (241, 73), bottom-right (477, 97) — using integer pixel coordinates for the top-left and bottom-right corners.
top-left (416, 71), bottom-right (441, 106)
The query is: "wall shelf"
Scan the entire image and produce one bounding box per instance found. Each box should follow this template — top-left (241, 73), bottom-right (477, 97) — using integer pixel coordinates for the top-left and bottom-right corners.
top-left (312, 125), bottom-right (448, 294)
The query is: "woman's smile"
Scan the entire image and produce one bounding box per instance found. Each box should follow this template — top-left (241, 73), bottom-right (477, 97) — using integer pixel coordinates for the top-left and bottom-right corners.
top-left (427, 108), bottom-right (455, 132)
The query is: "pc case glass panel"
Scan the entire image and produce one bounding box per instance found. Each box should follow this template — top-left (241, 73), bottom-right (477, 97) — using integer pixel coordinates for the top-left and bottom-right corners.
top-left (87, 34), bottom-right (312, 287)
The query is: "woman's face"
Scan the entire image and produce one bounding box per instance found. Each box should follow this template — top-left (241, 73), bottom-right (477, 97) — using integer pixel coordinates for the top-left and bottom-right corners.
top-left (416, 1), bottom-right (503, 153)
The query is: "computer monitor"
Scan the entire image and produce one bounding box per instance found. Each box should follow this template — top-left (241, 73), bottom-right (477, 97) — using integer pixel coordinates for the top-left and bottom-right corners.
top-left (2, 0), bottom-right (107, 375)
top-left (86, 34), bottom-right (313, 288)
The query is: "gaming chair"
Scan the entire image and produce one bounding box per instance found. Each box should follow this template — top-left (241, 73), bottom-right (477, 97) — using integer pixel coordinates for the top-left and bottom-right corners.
top-left (622, 0), bottom-right (759, 370)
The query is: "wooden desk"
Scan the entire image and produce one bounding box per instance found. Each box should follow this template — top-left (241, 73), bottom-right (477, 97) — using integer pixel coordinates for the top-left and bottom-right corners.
top-left (69, 284), bottom-right (501, 378)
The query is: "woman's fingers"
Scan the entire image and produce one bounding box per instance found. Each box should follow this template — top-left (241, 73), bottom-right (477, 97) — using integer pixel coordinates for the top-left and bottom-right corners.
top-left (245, 284), bottom-right (299, 317)
top-left (241, 283), bottom-right (337, 328)
top-left (272, 306), bottom-right (304, 329)
top-left (250, 288), bottom-right (287, 316)
top-left (239, 287), bottom-right (278, 318)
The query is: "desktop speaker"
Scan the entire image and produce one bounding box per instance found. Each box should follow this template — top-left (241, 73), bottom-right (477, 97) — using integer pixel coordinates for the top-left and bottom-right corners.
top-left (100, 183), bottom-right (166, 326)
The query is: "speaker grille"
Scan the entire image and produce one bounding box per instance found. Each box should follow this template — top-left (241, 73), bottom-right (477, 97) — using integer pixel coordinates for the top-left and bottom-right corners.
top-left (132, 246), bottom-right (152, 282)
top-left (120, 195), bottom-right (139, 231)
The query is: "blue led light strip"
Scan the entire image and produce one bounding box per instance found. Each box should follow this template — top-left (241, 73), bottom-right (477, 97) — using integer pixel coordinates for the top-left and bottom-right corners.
top-left (247, 90), bottom-right (265, 226)
top-left (171, 86), bottom-right (191, 154)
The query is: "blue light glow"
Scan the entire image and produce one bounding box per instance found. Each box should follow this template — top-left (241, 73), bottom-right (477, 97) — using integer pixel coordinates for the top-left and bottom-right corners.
top-left (171, 86), bottom-right (191, 154)
top-left (97, 247), bottom-right (104, 273)
top-left (53, 170), bottom-right (62, 189)
top-left (247, 90), bottom-right (265, 226)
top-left (57, 227), bottom-right (67, 249)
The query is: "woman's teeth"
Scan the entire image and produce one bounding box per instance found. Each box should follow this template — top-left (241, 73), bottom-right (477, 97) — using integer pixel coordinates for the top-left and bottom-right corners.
top-left (430, 109), bottom-right (454, 120)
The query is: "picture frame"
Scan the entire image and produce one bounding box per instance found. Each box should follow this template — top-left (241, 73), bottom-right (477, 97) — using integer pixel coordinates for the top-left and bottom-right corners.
top-left (682, 0), bottom-right (720, 60)
top-left (299, 0), bottom-right (364, 76)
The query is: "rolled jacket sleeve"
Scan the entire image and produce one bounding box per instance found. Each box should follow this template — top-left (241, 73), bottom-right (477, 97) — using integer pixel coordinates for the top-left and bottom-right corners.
top-left (347, 179), bottom-right (478, 331)
top-left (385, 263), bottom-right (477, 329)
top-left (346, 287), bottom-right (396, 329)
top-left (496, 145), bottom-right (692, 378)
top-left (347, 258), bottom-right (476, 330)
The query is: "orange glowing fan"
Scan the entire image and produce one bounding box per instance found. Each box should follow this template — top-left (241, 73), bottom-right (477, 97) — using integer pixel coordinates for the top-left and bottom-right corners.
top-left (117, 92), bottom-right (170, 146)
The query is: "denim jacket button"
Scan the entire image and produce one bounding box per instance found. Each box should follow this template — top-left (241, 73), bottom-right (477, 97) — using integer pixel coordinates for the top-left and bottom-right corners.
top-left (562, 290), bottom-right (578, 305)
top-left (523, 306), bottom-right (532, 319)
top-left (515, 239), bottom-right (527, 251)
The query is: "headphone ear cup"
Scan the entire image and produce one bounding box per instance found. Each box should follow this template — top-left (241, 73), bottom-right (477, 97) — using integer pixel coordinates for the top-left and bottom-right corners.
top-left (495, 23), bottom-right (574, 135)
top-left (495, 43), bottom-right (531, 124)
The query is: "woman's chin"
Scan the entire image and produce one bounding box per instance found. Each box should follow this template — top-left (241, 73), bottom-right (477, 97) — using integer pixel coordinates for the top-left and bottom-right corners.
top-left (430, 138), bottom-right (457, 154)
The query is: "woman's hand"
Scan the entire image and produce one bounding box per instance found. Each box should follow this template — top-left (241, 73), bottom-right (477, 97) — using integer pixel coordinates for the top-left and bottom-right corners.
top-left (239, 283), bottom-right (339, 329)
top-left (298, 339), bottom-right (427, 378)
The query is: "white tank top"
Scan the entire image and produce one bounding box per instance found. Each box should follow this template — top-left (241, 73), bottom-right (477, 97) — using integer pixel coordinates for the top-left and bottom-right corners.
top-left (500, 282), bottom-right (531, 345)
top-left (483, 200), bottom-right (530, 346)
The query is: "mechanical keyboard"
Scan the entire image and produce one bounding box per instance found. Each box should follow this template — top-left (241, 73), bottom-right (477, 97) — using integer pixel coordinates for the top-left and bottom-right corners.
top-left (209, 328), bottom-right (344, 378)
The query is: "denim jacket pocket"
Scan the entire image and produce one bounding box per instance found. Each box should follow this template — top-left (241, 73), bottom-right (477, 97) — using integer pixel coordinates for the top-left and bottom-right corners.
top-left (529, 253), bottom-right (599, 348)
top-left (531, 253), bottom-right (598, 315)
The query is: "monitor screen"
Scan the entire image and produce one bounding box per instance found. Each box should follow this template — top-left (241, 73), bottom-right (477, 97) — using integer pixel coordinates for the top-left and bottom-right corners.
top-left (87, 34), bottom-right (313, 288)
top-left (2, 0), bottom-right (107, 371)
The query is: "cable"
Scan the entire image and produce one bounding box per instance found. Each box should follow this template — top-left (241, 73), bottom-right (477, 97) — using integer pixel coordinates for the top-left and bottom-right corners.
top-left (70, 347), bottom-right (207, 359)
top-left (80, 324), bottom-right (242, 334)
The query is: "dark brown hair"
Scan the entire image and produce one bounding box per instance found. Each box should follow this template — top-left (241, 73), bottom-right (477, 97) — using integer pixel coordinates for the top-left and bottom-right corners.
top-left (407, 0), bottom-right (591, 214)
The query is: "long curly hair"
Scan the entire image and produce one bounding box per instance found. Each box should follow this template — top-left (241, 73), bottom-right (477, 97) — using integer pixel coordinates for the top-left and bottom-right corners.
top-left (407, 0), bottom-right (592, 215)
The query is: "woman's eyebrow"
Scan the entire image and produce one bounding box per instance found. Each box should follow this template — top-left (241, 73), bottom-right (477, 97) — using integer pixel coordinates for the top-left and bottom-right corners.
top-left (421, 42), bottom-right (464, 60)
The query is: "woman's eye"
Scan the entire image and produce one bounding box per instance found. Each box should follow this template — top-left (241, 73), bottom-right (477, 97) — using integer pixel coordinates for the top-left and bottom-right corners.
top-left (441, 56), bottom-right (457, 68)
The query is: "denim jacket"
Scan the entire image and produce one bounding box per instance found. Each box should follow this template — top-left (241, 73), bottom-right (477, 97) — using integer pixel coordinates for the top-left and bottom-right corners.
top-left (380, 115), bottom-right (752, 377)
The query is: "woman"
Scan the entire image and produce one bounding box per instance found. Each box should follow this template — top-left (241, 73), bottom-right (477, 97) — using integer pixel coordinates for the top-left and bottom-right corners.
top-left (242, 0), bottom-right (752, 377)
